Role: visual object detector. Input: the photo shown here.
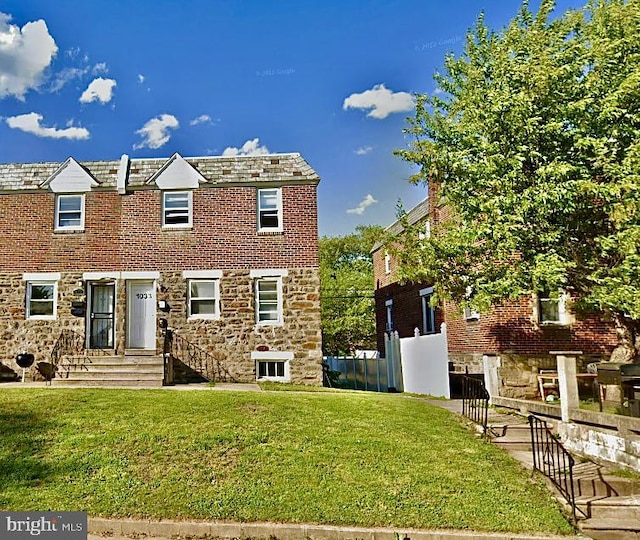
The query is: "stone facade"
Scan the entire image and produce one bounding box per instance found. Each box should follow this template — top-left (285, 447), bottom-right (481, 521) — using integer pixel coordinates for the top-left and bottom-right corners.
top-left (0, 153), bottom-right (323, 385)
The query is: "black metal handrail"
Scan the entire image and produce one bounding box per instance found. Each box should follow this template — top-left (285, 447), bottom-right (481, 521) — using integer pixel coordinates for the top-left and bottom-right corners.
top-left (461, 375), bottom-right (490, 434)
top-left (49, 329), bottom-right (86, 380)
top-left (163, 329), bottom-right (236, 383)
top-left (528, 414), bottom-right (581, 523)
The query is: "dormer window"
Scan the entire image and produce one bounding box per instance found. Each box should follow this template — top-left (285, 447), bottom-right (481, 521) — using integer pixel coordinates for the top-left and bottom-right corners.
top-left (258, 188), bottom-right (282, 231)
top-left (162, 191), bottom-right (192, 228)
top-left (55, 194), bottom-right (85, 231)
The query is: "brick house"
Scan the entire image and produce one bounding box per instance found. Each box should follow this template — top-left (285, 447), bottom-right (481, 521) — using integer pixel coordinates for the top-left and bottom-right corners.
top-left (0, 152), bottom-right (322, 386)
top-left (372, 195), bottom-right (618, 397)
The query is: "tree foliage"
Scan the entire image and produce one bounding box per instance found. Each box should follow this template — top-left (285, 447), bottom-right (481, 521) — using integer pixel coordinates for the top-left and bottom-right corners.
top-left (395, 0), bottom-right (640, 360)
top-left (320, 225), bottom-right (384, 355)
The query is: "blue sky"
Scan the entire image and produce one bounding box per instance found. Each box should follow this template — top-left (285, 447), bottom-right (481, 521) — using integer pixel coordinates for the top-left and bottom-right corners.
top-left (0, 0), bottom-right (585, 236)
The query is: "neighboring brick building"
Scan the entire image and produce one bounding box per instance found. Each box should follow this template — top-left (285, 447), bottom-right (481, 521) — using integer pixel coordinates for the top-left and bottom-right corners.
top-left (373, 195), bottom-right (618, 397)
top-left (0, 152), bottom-right (322, 385)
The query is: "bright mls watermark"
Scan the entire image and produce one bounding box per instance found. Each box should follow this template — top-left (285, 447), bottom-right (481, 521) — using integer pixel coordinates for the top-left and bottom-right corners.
top-left (1, 512), bottom-right (87, 539)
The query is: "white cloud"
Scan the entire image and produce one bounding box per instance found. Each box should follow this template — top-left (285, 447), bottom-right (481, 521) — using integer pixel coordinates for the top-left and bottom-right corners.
top-left (49, 66), bottom-right (87, 92)
top-left (6, 112), bottom-right (89, 139)
top-left (0, 12), bottom-right (58, 100)
top-left (343, 83), bottom-right (414, 119)
top-left (79, 77), bottom-right (116, 104)
top-left (137, 74), bottom-right (145, 83)
top-left (190, 114), bottom-right (211, 126)
top-left (347, 194), bottom-right (378, 215)
top-left (92, 62), bottom-right (108, 74)
top-left (222, 138), bottom-right (270, 157)
top-left (354, 146), bottom-right (373, 155)
top-left (133, 114), bottom-right (179, 150)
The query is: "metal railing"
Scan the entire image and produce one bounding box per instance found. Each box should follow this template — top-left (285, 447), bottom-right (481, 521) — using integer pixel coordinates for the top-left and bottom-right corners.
top-left (528, 414), bottom-right (580, 523)
top-left (461, 375), bottom-right (490, 434)
top-left (49, 329), bottom-right (86, 381)
top-left (163, 329), bottom-right (236, 384)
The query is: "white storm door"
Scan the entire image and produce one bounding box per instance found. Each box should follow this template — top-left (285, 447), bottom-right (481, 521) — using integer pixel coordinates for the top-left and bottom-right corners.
top-left (127, 281), bottom-right (156, 349)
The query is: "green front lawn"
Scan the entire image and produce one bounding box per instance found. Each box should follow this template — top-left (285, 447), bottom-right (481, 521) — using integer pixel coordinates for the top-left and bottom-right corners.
top-left (0, 388), bottom-right (573, 534)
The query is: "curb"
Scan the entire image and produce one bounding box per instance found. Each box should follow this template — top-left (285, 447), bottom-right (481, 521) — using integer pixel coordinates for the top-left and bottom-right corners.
top-left (89, 517), bottom-right (588, 540)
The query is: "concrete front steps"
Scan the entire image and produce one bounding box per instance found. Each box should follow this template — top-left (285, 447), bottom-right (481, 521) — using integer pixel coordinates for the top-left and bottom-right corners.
top-left (485, 410), bottom-right (640, 539)
top-left (52, 353), bottom-right (164, 388)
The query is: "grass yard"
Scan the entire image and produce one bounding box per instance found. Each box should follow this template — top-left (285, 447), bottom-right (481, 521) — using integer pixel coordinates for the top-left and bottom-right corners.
top-left (0, 388), bottom-right (574, 534)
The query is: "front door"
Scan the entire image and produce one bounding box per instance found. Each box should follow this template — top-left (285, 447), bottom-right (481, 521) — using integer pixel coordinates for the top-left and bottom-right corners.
top-left (127, 281), bottom-right (156, 349)
top-left (88, 282), bottom-right (115, 349)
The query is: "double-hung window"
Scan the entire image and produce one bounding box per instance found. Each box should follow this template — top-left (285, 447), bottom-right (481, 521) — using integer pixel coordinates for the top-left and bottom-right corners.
top-left (463, 286), bottom-right (480, 321)
top-left (420, 287), bottom-right (436, 334)
top-left (251, 269), bottom-right (286, 325)
top-left (188, 280), bottom-right (219, 318)
top-left (257, 188), bottom-right (282, 231)
top-left (538, 291), bottom-right (568, 325)
top-left (163, 191), bottom-right (192, 228)
top-left (26, 281), bottom-right (57, 319)
top-left (55, 194), bottom-right (84, 231)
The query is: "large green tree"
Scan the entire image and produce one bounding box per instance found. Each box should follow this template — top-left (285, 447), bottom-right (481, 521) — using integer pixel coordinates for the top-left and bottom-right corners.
top-left (320, 225), bottom-right (383, 355)
top-left (395, 0), bottom-right (640, 361)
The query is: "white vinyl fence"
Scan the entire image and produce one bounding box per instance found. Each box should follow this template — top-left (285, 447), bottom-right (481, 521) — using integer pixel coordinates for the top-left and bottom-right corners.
top-left (400, 323), bottom-right (449, 398)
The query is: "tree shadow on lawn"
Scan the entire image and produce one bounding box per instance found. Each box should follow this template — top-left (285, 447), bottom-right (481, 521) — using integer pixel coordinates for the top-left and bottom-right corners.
top-left (0, 410), bottom-right (60, 504)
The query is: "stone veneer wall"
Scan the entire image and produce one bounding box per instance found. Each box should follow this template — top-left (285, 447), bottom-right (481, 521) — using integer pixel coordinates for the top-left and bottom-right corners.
top-left (0, 269), bottom-right (322, 385)
top-left (160, 268), bottom-right (322, 384)
top-left (0, 272), bottom-right (85, 378)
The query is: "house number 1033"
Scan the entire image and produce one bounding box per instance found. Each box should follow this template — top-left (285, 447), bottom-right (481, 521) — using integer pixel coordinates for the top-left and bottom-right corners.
top-left (136, 293), bottom-right (152, 300)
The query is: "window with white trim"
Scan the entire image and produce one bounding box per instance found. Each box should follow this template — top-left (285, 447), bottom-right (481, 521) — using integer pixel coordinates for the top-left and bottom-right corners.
top-left (55, 194), bottom-right (84, 231)
top-left (26, 282), bottom-right (57, 319)
top-left (538, 291), bottom-right (568, 325)
top-left (257, 188), bottom-right (282, 231)
top-left (188, 279), bottom-right (219, 319)
top-left (255, 277), bottom-right (282, 324)
top-left (385, 299), bottom-right (393, 332)
top-left (384, 252), bottom-right (391, 274)
top-left (420, 287), bottom-right (435, 334)
top-left (162, 191), bottom-right (192, 227)
top-left (463, 286), bottom-right (480, 321)
top-left (253, 351), bottom-right (292, 382)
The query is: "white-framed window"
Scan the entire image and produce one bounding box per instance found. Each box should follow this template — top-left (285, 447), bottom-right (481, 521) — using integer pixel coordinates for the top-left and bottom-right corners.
top-left (255, 277), bottom-right (282, 324)
top-left (252, 351), bottom-right (292, 382)
top-left (385, 299), bottom-right (393, 332)
top-left (420, 287), bottom-right (435, 334)
top-left (384, 252), bottom-right (391, 274)
top-left (463, 286), bottom-right (480, 321)
top-left (26, 281), bottom-right (57, 319)
top-left (188, 279), bottom-right (220, 319)
top-left (162, 190), bottom-right (192, 228)
top-left (538, 291), bottom-right (568, 325)
top-left (257, 188), bottom-right (282, 231)
top-left (55, 194), bottom-right (84, 231)
top-left (419, 220), bottom-right (431, 241)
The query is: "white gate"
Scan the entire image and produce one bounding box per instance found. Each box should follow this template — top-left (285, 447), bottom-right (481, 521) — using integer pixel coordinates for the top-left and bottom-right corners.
top-left (399, 323), bottom-right (450, 397)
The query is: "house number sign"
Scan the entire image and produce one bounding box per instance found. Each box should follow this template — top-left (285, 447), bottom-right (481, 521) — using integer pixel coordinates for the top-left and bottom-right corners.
top-left (136, 293), bottom-right (153, 300)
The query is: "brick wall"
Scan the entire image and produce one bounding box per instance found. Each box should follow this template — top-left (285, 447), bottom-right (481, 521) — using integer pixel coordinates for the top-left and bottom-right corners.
top-left (0, 184), bottom-right (318, 271)
top-left (372, 185), bottom-right (617, 364)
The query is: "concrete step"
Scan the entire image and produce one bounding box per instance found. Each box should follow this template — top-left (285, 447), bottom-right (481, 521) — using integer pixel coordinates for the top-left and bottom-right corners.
top-left (60, 363), bottom-right (164, 373)
top-left (579, 517), bottom-right (640, 540)
top-left (51, 378), bottom-right (163, 388)
top-left (62, 356), bottom-right (163, 366)
top-left (582, 495), bottom-right (640, 520)
top-left (491, 440), bottom-right (533, 451)
top-left (57, 371), bottom-right (163, 381)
